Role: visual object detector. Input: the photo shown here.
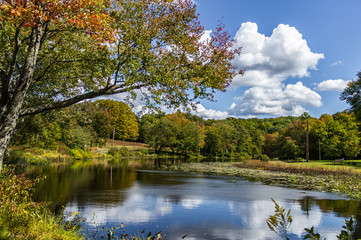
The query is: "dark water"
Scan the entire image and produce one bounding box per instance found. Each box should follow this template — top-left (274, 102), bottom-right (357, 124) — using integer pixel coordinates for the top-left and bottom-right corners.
top-left (31, 159), bottom-right (361, 240)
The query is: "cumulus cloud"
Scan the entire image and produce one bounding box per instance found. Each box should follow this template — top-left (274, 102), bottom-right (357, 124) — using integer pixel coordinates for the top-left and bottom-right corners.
top-left (228, 22), bottom-right (324, 117)
top-left (231, 22), bottom-right (324, 89)
top-left (191, 104), bottom-right (228, 119)
top-left (315, 79), bottom-right (351, 91)
top-left (229, 82), bottom-right (322, 117)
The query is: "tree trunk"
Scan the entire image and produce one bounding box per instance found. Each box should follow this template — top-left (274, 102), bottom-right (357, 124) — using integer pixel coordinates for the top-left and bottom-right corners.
top-left (0, 103), bottom-right (23, 173)
top-left (0, 27), bottom-right (42, 172)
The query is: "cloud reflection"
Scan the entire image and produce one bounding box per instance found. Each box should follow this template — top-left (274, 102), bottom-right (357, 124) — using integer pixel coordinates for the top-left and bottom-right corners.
top-left (64, 174), bottom-right (351, 240)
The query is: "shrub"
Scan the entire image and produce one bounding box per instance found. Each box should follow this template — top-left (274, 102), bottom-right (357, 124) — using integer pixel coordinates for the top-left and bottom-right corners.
top-left (4, 149), bottom-right (28, 165)
top-left (68, 149), bottom-right (93, 160)
top-left (108, 147), bottom-right (120, 157)
top-left (259, 154), bottom-right (270, 162)
top-left (0, 168), bottom-right (81, 239)
top-left (107, 147), bottom-right (131, 157)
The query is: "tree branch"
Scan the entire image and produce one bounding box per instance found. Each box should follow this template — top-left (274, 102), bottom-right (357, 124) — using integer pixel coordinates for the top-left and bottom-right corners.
top-left (19, 82), bottom-right (148, 117)
top-left (1, 26), bottom-right (21, 105)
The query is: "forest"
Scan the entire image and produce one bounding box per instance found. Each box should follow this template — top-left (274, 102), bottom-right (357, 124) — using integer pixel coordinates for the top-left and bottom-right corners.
top-left (8, 97), bottom-right (361, 162)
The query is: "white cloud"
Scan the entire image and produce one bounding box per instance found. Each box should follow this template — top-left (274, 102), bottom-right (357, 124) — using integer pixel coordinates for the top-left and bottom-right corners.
top-left (315, 79), bottom-right (351, 91)
top-left (200, 30), bottom-right (212, 43)
top-left (228, 22), bottom-right (324, 117)
top-left (231, 22), bottom-right (324, 89)
top-left (228, 82), bottom-right (322, 117)
top-left (330, 61), bottom-right (342, 66)
top-left (192, 104), bottom-right (229, 119)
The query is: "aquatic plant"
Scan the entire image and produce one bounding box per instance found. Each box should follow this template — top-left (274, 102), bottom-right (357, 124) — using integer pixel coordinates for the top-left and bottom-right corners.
top-left (267, 199), bottom-right (354, 240)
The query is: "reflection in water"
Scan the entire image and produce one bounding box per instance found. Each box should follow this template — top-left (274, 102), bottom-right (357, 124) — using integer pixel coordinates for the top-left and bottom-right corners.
top-left (31, 159), bottom-right (361, 240)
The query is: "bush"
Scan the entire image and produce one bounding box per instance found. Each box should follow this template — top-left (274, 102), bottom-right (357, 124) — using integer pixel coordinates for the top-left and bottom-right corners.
top-left (258, 154), bottom-right (270, 162)
top-left (133, 149), bottom-right (150, 156)
top-left (107, 147), bottom-right (131, 157)
top-left (0, 168), bottom-right (81, 239)
top-left (68, 149), bottom-right (93, 160)
top-left (4, 149), bottom-right (28, 165)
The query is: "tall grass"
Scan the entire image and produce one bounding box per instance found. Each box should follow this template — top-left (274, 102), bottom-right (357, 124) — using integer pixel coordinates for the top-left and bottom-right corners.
top-left (235, 160), bottom-right (361, 176)
top-left (0, 167), bottom-right (81, 240)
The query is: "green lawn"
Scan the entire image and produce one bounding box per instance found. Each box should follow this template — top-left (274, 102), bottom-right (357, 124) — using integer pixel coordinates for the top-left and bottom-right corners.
top-left (290, 160), bottom-right (361, 171)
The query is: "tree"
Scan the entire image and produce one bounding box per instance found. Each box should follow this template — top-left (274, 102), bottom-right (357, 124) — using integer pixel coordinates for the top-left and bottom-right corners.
top-left (263, 120), bottom-right (305, 160)
top-left (166, 113), bottom-right (205, 157)
top-left (203, 121), bottom-right (237, 157)
top-left (96, 99), bottom-right (139, 140)
top-left (340, 71), bottom-right (361, 121)
top-left (0, 0), bottom-right (242, 172)
top-left (144, 113), bottom-right (205, 156)
top-left (311, 112), bottom-right (360, 160)
top-left (12, 101), bottom-right (111, 149)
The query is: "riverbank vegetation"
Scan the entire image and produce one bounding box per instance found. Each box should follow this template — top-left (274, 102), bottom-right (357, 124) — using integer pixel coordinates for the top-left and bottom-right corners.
top-left (0, 167), bottom-right (81, 239)
top-left (162, 161), bottom-right (361, 200)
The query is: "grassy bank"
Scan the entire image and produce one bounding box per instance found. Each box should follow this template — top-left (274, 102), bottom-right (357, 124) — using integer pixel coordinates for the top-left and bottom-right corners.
top-left (5, 140), bottom-right (154, 166)
top-left (0, 168), bottom-right (82, 240)
top-left (161, 160), bottom-right (361, 199)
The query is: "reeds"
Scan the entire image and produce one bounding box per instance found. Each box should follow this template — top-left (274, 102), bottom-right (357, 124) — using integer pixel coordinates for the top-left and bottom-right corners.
top-left (235, 160), bottom-right (361, 177)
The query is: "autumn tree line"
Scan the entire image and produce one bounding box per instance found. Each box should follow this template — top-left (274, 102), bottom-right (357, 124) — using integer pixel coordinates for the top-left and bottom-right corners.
top-left (10, 99), bottom-right (361, 161)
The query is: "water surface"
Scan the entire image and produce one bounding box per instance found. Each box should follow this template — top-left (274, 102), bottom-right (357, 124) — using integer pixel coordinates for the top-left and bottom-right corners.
top-left (32, 159), bottom-right (361, 240)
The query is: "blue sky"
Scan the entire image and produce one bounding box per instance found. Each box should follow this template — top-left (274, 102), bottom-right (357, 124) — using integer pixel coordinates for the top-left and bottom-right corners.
top-left (189, 0), bottom-right (361, 119)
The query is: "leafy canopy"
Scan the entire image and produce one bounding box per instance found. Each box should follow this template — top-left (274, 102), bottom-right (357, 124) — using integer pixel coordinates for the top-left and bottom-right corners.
top-left (0, 0), bottom-right (242, 117)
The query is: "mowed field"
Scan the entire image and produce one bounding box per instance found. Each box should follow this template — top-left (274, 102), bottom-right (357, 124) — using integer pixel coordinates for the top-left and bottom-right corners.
top-left (105, 140), bottom-right (149, 151)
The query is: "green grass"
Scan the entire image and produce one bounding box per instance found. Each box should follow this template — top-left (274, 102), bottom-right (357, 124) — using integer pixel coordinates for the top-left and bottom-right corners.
top-left (290, 160), bottom-right (361, 170)
top-left (0, 167), bottom-right (82, 240)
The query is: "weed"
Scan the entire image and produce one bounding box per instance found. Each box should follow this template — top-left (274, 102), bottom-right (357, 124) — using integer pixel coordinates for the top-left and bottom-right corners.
top-left (267, 199), bottom-right (355, 240)
top-left (266, 198), bottom-right (292, 240)
top-left (0, 166), bottom-right (81, 239)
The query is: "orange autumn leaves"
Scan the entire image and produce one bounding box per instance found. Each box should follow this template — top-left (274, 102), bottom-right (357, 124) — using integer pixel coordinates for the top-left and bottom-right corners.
top-left (0, 0), bottom-right (114, 42)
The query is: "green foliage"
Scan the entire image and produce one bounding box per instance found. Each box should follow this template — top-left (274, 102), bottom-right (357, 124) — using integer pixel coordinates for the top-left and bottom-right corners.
top-left (264, 120), bottom-right (305, 160)
top-left (303, 227), bottom-right (324, 240)
top-left (336, 217), bottom-right (354, 240)
top-left (340, 71), bottom-right (361, 122)
top-left (69, 149), bottom-right (93, 160)
top-left (0, 168), bottom-right (80, 239)
top-left (310, 112), bottom-right (360, 160)
top-left (12, 101), bottom-right (112, 151)
top-left (4, 149), bottom-right (50, 166)
top-left (108, 147), bottom-right (131, 157)
top-left (92, 223), bottom-right (164, 240)
top-left (258, 154), bottom-right (270, 162)
top-left (204, 121), bottom-right (237, 157)
top-left (303, 218), bottom-right (355, 240)
top-left (143, 113), bottom-right (205, 156)
top-left (267, 198), bottom-right (356, 240)
top-left (266, 198), bottom-right (293, 240)
top-left (96, 100), bottom-right (139, 141)
top-left (0, 0), bottom-right (244, 173)
top-left (12, 113), bottom-right (62, 149)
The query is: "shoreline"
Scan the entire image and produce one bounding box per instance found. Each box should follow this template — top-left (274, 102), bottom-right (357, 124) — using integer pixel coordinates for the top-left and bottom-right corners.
top-left (160, 161), bottom-right (361, 200)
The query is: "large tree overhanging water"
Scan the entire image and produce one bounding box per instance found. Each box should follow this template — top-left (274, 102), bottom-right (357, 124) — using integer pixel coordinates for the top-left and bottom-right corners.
top-left (0, 0), bottom-right (243, 172)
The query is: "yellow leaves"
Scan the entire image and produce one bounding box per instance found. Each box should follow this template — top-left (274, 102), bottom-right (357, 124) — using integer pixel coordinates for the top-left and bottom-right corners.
top-left (1, 0), bottom-right (114, 43)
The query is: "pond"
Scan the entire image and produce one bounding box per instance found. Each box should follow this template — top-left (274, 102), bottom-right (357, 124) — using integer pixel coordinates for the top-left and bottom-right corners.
top-left (31, 159), bottom-right (361, 240)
